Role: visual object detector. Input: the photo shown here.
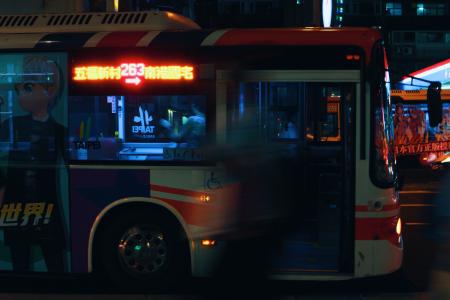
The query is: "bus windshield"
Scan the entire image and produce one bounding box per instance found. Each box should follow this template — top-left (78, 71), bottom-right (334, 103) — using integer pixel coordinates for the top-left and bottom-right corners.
top-left (371, 43), bottom-right (395, 187)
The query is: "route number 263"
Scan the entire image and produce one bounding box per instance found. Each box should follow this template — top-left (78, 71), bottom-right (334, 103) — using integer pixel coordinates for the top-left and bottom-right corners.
top-left (121, 63), bottom-right (145, 77)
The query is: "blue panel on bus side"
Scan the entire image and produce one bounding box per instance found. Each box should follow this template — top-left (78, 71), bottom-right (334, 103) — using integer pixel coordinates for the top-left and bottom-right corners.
top-left (69, 168), bottom-right (149, 273)
top-left (35, 32), bottom-right (95, 49)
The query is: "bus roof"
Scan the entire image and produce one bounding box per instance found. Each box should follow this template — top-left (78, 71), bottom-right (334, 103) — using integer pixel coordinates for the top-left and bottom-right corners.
top-left (0, 11), bottom-right (382, 61)
top-left (391, 89), bottom-right (450, 102)
top-left (0, 10), bottom-right (200, 33)
top-left (207, 27), bottom-right (382, 59)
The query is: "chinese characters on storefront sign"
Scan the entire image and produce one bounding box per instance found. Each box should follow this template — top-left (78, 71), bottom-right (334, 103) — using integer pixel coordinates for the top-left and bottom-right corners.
top-left (395, 141), bottom-right (450, 155)
top-left (394, 104), bottom-right (450, 156)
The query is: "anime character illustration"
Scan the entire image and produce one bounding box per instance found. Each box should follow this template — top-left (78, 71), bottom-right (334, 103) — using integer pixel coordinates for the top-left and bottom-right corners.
top-left (436, 109), bottom-right (450, 141)
top-left (408, 106), bottom-right (426, 144)
top-left (394, 104), bottom-right (410, 145)
top-left (0, 56), bottom-right (67, 272)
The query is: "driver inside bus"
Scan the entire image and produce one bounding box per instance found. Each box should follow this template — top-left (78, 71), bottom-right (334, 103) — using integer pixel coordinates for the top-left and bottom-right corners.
top-left (0, 56), bottom-right (67, 273)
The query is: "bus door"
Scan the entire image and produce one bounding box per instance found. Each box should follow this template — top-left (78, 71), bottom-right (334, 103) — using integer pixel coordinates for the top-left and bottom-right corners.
top-left (217, 70), bottom-right (357, 273)
top-left (302, 82), bottom-right (355, 273)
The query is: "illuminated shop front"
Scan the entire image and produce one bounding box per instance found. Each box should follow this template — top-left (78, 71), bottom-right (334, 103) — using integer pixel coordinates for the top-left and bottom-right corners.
top-left (391, 89), bottom-right (450, 166)
top-left (399, 58), bottom-right (450, 90)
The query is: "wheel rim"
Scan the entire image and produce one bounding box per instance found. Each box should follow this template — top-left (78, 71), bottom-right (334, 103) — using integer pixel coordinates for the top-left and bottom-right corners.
top-left (117, 225), bottom-right (168, 275)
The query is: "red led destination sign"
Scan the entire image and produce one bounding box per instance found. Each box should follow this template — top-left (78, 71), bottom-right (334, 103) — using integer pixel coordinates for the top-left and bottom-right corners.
top-left (73, 63), bottom-right (194, 86)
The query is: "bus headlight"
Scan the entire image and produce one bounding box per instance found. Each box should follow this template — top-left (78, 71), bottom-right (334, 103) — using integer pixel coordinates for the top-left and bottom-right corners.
top-left (396, 217), bottom-right (402, 236)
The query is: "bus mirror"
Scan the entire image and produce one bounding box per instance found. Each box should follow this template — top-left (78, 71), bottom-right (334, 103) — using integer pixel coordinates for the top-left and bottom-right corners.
top-left (427, 81), bottom-right (442, 127)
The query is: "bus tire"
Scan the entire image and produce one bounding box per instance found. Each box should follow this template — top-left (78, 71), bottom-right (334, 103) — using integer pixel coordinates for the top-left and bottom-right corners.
top-left (96, 208), bottom-right (189, 291)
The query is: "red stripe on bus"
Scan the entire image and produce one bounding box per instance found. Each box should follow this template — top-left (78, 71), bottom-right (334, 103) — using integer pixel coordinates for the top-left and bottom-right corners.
top-left (355, 216), bottom-right (401, 247)
top-left (354, 204), bottom-right (399, 212)
top-left (96, 31), bottom-right (148, 47)
top-left (151, 184), bottom-right (204, 198)
top-left (152, 196), bottom-right (217, 227)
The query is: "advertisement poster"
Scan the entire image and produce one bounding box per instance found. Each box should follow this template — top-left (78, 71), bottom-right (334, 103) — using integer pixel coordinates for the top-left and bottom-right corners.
top-left (393, 103), bottom-right (450, 158)
top-left (0, 53), bottom-right (70, 272)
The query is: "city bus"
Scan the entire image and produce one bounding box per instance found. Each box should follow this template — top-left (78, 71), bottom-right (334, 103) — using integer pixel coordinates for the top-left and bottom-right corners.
top-left (391, 89), bottom-right (450, 168)
top-left (0, 10), bottom-right (401, 288)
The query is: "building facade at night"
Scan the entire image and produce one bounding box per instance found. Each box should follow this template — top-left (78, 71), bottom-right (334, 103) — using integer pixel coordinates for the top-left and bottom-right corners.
top-left (341, 0), bottom-right (450, 84)
top-left (0, 0), bottom-right (85, 14)
top-left (195, 0), bottom-right (343, 28)
top-left (385, 2), bottom-right (450, 85)
top-left (196, 0), bottom-right (303, 28)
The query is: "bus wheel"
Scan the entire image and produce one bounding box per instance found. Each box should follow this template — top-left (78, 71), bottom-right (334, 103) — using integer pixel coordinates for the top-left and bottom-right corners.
top-left (97, 210), bottom-right (189, 291)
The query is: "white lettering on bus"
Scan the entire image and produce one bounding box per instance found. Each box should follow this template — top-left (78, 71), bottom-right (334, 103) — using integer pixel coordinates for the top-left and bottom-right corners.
top-left (132, 125), bottom-right (155, 134)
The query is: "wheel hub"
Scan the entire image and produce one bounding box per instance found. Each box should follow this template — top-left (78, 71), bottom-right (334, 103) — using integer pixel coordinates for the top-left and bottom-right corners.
top-left (118, 226), bottom-right (167, 275)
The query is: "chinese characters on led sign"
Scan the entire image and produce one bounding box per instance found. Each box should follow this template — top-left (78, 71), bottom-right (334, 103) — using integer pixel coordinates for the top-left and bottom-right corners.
top-left (73, 63), bottom-right (194, 86)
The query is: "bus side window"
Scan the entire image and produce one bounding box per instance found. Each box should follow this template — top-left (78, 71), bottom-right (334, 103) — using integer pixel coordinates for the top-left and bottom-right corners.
top-left (69, 95), bottom-right (207, 162)
top-left (269, 84), bottom-right (299, 141)
top-left (228, 82), bottom-right (300, 144)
